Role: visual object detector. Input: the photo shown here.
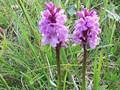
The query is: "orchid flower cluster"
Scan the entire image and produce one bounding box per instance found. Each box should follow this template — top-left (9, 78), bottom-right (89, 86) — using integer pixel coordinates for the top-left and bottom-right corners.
top-left (39, 2), bottom-right (101, 48)
top-left (38, 2), bottom-right (101, 90)
top-left (73, 8), bottom-right (101, 48)
top-left (39, 2), bottom-right (68, 48)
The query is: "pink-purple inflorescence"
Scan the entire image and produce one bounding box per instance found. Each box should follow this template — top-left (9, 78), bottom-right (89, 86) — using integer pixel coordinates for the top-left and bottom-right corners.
top-left (73, 8), bottom-right (101, 48)
top-left (39, 2), bottom-right (68, 48)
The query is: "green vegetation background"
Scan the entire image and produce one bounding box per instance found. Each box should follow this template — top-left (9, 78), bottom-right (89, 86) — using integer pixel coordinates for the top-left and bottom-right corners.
top-left (0, 0), bottom-right (120, 90)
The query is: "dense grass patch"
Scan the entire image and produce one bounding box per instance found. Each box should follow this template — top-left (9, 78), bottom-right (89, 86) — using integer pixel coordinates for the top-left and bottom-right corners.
top-left (0, 0), bottom-right (120, 90)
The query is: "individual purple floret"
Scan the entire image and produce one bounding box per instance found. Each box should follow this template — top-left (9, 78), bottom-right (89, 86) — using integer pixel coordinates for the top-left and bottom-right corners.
top-left (39, 2), bottom-right (68, 47)
top-left (73, 8), bottom-right (101, 48)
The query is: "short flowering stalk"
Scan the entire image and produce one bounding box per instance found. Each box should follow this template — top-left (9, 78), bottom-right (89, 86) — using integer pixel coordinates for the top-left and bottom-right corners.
top-left (73, 8), bottom-right (101, 90)
top-left (82, 43), bottom-right (87, 90)
top-left (56, 43), bottom-right (61, 90)
top-left (39, 2), bottom-right (68, 90)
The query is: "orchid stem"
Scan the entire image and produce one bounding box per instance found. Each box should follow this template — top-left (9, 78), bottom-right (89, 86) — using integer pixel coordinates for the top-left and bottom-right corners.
top-left (56, 45), bottom-right (61, 90)
top-left (82, 43), bottom-right (87, 90)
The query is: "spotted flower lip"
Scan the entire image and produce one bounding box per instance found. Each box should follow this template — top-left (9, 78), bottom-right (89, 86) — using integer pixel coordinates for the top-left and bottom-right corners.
top-left (39, 2), bottom-right (68, 48)
top-left (73, 8), bottom-right (101, 48)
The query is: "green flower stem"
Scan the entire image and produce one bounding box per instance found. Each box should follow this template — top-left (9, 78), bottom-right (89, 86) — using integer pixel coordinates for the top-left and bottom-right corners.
top-left (82, 43), bottom-right (87, 90)
top-left (56, 45), bottom-right (61, 90)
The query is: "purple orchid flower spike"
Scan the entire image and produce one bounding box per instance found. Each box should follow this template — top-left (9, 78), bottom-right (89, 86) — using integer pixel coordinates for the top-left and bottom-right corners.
top-left (73, 8), bottom-right (101, 48)
top-left (73, 8), bottom-right (101, 90)
top-left (38, 2), bottom-right (69, 90)
top-left (39, 2), bottom-right (68, 48)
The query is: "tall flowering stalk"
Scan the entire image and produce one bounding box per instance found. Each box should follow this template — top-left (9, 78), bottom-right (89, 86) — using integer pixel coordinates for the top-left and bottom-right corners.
top-left (73, 8), bottom-right (101, 90)
top-left (39, 2), bottom-right (68, 90)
